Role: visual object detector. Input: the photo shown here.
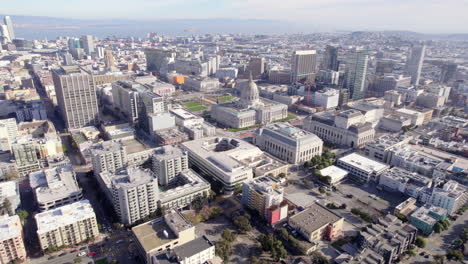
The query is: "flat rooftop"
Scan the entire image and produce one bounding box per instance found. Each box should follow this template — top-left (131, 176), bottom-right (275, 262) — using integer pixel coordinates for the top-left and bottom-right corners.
top-left (29, 165), bottom-right (81, 204)
top-left (289, 203), bottom-right (343, 234)
top-left (338, 153), bottom-right (388, 173)
top-left (258, 122), bottom-right (322, 147)
top-left (0, 215), bottom-right (21, 241)
top-left (132, 210), bottom-right (193, 252)
top-left (35, 200), bottom-right (96, 234)
top-left (133, 218), bottom-right (177, 252)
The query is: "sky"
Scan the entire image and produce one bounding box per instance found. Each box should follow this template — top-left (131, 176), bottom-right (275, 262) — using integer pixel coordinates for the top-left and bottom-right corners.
top-left (3, 0), bottom-right (468, 33)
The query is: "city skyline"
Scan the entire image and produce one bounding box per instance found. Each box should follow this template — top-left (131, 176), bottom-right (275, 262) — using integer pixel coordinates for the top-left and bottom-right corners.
top-left (1, 0), bottom-right (468, 34)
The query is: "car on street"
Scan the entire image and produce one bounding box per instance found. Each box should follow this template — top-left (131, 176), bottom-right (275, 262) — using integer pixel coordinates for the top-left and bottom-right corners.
top-left (87, 252), bottom-right (96, 257)
top-left (48, 256), bottom-right (55, 260)
top-left (77, 251), bottom-right (87, 257)
top-left (71, 249), bottom-right (78, 253)
top-left (59, 252), bottom-right (67, 257)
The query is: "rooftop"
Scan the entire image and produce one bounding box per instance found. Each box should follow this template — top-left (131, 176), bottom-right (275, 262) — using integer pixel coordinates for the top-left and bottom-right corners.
top-left (108, 167), bottom-right (156, 190)
top-left (35, 200), bottom-right (96, 234)
top-left (153, 145), bottom-right (187, 161)
top-left (289, 203), bottom-right (343, 234)
top-left (0, 215), bottom-right (21, 241)
top-left (256, 122), bottom-right (322, 147)
top-left (29, 165), bottom-right (81, 204)
top-left (132, 210), bottom-right (193, 252)
top-left (338, 153), bottom-right (389, 173)
top-left (156, 236), bottom-right (214, 264)
top-left (0, 181), bottom-right (18, 198)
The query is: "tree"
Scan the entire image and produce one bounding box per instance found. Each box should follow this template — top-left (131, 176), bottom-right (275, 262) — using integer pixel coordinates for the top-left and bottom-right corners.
top-left (278, 173), bottom-right (286, 179)
top-left (439, 219), bottom-right (450, 230)
top-left (215, 240), bottom-right (232, 263)
top-left (18, 210), bottom-right (29, 221)
top-left (415, 236), bottom-right (426, 248)
top-left (406, 249), bottom-right (416, 256)
top-left (432, 255), bottom-right (445, 264)
top-left (222, 229), bottom-right (236, 243)
top-left (318, 187), bottom-right (326, 194)
top-left (434, 222), bottom-right (443, 233)
top-left (446, 249), bottom-right (463, 261)
top-left (210, 207), bottom-right (222, 219)
top-left (233, 215), bottom-right (252, 233)
top-left (110, 260), bottom-right (119, 264)
top-left (310, 251), bottom-right (330, 264)
top-left (395, 213), bottom-right (408, 223)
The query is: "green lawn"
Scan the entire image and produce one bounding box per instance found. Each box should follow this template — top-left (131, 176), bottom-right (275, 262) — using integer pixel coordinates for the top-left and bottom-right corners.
top-left (183, 101), bottom-right (207, 112)
top-left (227, 124), bottom-right (261, 132)
top-left (217, 95), bottom-right (235, 102)
top-left (275, 113), bottom-right (297, 123)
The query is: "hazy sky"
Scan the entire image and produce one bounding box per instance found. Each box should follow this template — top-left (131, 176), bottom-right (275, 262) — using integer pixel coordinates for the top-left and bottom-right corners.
top-left (3, 0), bottom-right (468, 33)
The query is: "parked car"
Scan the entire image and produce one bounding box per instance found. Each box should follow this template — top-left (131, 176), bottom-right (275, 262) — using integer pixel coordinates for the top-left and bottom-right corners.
top-left (77, 251), bottom-right (87, 257)
top-left (87, 252), bottom-right (96, 257)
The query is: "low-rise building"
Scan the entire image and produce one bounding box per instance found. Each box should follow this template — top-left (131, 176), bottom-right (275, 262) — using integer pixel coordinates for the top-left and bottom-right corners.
top-left (394, 108), bottom-right (425, 126)
top-left (29, 165), bottom-right (83, 212)
top-left (153, 235), bottom-right (215, 264)
top-left (182, 137), bottom-right (286, 192)
top-left (319, 166), bottom-right (348, 185)
top-left (35, 200), bottom-right (99, 250)
top-left (289, 203), bottom-right (344, 242)
top-left (378, 167), bottom-right (431, 199)
top-left (426, 181), bottom-right (468, 215)
top-left (253, 122), bottom-right (323, 165)
top-left (394, 197), bottom-right (417, 216)
top-left (158, 169), bottom-right (211, 210)
top-left (314, 88), bottom-right (339, 109)
top-left (357, 215), bottom-right (417, 264)
top-left (132, 210), bottom-right (195, 264)
top-left (182, 76), bottom-right (219, 92)
top-left (0, 215), bottom-right (27, 264)
top-left (409, 205), bottom-right (447, 234)
top-left (154, 128), bottom-right (189, 146)
top-left (337, 153), bottom-right (389, 183)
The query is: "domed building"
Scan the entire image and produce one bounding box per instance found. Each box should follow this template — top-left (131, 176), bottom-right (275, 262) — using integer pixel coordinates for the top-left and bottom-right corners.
top-left (211, 74), bottom-right (288, 129)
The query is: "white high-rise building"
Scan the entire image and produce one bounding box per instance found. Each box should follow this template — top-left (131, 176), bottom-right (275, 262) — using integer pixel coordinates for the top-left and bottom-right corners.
top-left (80, 35), bottom-right (95, 55)
top-left (98, 167), bottom-right (159, 225)
top-left (90, 140), bottom-right (127, 176)
top-left (345, 48), bottom-right (369, 101)
top-left (152, 145), bottom-right (188, 186)
top-left (290, 50), bottom-right (317, 83)
top-left (0, 25), bottom-right (11, 42)
top-left (406, 45), bottom-right (426, 86)
top-left (3, 16), bottom-right (15, 40)
top-left (0, 118), bottom-right (18, 152)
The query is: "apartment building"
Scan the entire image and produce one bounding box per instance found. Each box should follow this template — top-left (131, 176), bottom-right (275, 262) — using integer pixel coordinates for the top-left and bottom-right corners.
top-left (98, 167), bottom-right (158, 225)
top-left (0, 215), bottom-right (27, 264)
top-left (337, 153), bottom-right (389, 183)
top-left (29, 165), bottom-right (83, 212)
top-left (35, 200), bottom-right (99, 250)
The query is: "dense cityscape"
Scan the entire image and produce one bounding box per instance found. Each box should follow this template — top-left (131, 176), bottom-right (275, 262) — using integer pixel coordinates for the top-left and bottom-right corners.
top-left (0, 11), bottom-right (467, 264)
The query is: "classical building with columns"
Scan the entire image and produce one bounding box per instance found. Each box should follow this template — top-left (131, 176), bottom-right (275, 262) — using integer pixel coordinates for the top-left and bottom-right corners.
top-left (211, 74), bottom-right (288, 129)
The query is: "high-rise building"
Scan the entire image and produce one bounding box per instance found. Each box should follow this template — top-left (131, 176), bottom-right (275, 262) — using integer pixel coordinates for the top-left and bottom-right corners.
top-left (90, 140), bottom-right (127, 176)
top-left (323, 45), bottom-right (339, 71)
top-left (406, 44), bottom-right (426, 86)
top-left (0, 118), bottom-right (18, 152)
top-left (0, 215), bottom-right (27, 264)
top-left (61, 52), bottom-right (74, 66)
top-left (3, 16), bottom-right (15, 40)
top-left (144, 48), bottom-right (175, 74)
top-left (98, 167), bottom-right (159, 225)
top-left (152, 145), bottom-right (188, 186)
top-left (35, 200), bottom-right (99, 250)
top-left (0, 25), bottom-right (11, 42)
top-left (104, 49), bottom-right (117, 72)
top-left (290, 50), bottom-right (317, 83)
top-left (345, 48), bottom-right (369, 100)
top-left (52, 66), bottom-right (100, 129)
top-left (375, 60), bottom-right (394, 76)
top-left (80, 35), bottom-right (94, 55)
top-left (249, 57), bottom-right (265, 79)
top-left (439, 62), bottom-right (457, 84)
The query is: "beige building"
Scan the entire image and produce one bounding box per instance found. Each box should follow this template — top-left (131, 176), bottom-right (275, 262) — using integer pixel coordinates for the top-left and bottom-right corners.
top-left (253, 122), bottom-right (323, 165)
top-left (132, 210), bottom-right (195, 264)
top-left (289, 203), bottom-right (344, 243)
top-left (35, 200), bottom-right (99, 250)
top-left (0, 215), bottom-right (27, 264)
top-left (304, 110), bottom-right (375, 149)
